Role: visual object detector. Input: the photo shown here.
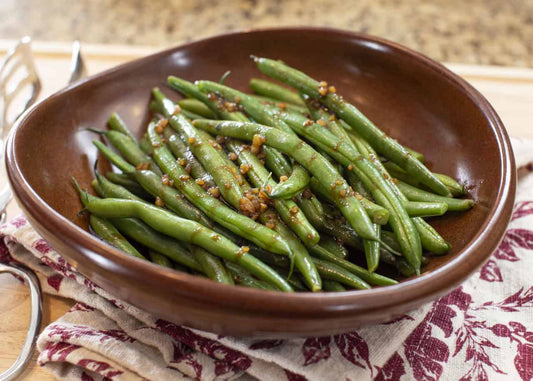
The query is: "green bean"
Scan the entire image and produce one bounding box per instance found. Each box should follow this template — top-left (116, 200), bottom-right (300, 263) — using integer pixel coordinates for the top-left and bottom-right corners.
top-left (90, 129), bottom-right (162, 176)
top-left (363, 224), bottom-right (381, 272)
top-left (74, 179), bottom-right (146, 260)
top-left (308, 243), bottom-right (397, 286)
top-left (146, 120), bottom-right (294, 258)
top-left (253, 57), bottom-right (451, 197)
top-left (252, 95), bottom-right (308, 114)
top-left (86, 198), bottom-right (293, 291)
top-left (268, 166), bottom-right (310, 200)
top-left (311, 258), bottom-right (370, 290)
top-left (105, 172), bottom-right (153, 200)
top-left (190, 246), bottom-right (234, 285)
top-left (249, 78), bottom-right (306, 107)
top-left (153, 92), bottom-right (245, 208)
top-left (178, 98), bottom-right (217, 119)
top-left (161, 127), bottom-right (216, 189)
top-left (308, 176), bottom-right (389, 225)
top-left (193, 120), bottom-right (378, 241)
top-left (382, 161), bottom-right (466, 197)
top-left (95, 171), bottom-right (143, 201)
top-left (108, 113), bottom-right (137, 143)
top-left (139, 136), bottom-right (153, 155)
top-left (131, 169), bottom-right (212, 225)
top-left (227, 141), bottom-right (320, 245)
top-left (322, 280), bottom-right (347, 292)
top-left (404, 201), bottom-right (448, 217)
top-left (396, 181), bottom-right (474, 211)
top-left (148, 251), bottom-right (173, 268)
top-left (412, 218), bottom-right (451, 255)
top-left (93, 140), bottom-right (135, 173)
top-left (225, 262), bottom-right (277, 290)
top-left (258, 209), bottom-right (321, 292)
top-left (318, 236), bottom-right (348, 259)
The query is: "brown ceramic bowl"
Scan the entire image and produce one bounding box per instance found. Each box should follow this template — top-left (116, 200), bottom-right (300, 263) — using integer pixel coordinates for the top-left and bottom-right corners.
top-left (6, 28), bottom-right (515, 337)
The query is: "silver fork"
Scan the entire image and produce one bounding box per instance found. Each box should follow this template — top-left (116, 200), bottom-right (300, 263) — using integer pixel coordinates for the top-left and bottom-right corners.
top-left (0, 39), bottom-right (87, 381)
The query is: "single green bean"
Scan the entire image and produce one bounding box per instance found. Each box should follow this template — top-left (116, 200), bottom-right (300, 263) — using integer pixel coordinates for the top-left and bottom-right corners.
top-left (404, 201), bottom-right (448, 218)
top-left (311, 258), bottom-right (370, 290)
top-left (318, 236), bottom-right (349, 259)
top-left (249, 78), bottom-right (306, 107)
top-left (251, 94), bottom-right (308, 114)
top-left (178, 98), bottom-right (217, 118)
top-left (190, 246), bottom-right (234, 285)
top-left (91, 129), bottom-right (162, 175)
top-left (322, 280), bottom-right (347, 292)
top-left (105, 172), bottom-right (153, 200)
top-left (397, 181), bottom-right (474, 211)
top-left (108, 113), bottom-right (137, 142)
top-left (225, 262), bottom-right (277, 291)
top-left (148, 251), bottom-right (173, 268)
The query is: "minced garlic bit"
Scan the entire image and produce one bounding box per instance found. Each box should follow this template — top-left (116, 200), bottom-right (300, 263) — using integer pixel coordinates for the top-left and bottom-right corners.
top-left (279, 175), bottom-right (288, 182)
top-left (155, 196), bottom-right (165, 207)
top-left (319, 81), bottom-right (328, 87)
top-left (136, 162), bottom-right (150, 170)
top-left (328, 86), bottom-right (337, 94)
top-left (172, 105), bottom-right (181, 116)
top-left (195, 178), bottom-right (205, 186)
top-left (185, 164), bottom-right (192, 174)
top-left (188, 137), bottom-right (196, 145)
top-left (290, 206), bottom-right (299, 214)
top-left (178, 158), bottom-right (187, 166)
top-left (240, 163), bottom-right (252, 174)
top-left (225, 183), bottom-right (231, 189)
top-left (317, 119), bottom-right (326, 126)
top-left (234, 96), bottom-right (242, 103)
top-left (155, 118), bottom-right (169, 134)
top-left (339, 189), bottom-right (347, 198)
top-left (208, 187), bottom-right (220, 197)
top-left (335, 180), bottom-right (343, 185)
top-left (211, 234), bottom-right (220, 242)
top-left (303, 119), bottom-right (314, 127)
top-left (241, 246), bottom-right (250, 253)
top-left (278, 102), bottom-right (287, 110)
top-left (228, 152), bottom-right (238, 161)
top-left (329, 114), bottom-right (336, 121)
top-left (348, 164), bottom-right (354, 171)
top-left (179, 175), bottom-right (190, 181)
top-left (161, 174), bottom-right (171, 185)
top-left (266, 222), bottom-right (276, 229)
top-left (252, 134), bottom-right (266, 147)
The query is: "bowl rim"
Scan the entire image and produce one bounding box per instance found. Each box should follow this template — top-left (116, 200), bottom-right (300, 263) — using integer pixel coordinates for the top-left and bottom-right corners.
top-left (6, 26), bottom-right (516, 315)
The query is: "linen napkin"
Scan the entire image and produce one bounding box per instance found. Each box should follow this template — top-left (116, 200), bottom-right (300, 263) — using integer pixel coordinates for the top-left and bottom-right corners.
top-left (1, 139), bottom-right (532, 381)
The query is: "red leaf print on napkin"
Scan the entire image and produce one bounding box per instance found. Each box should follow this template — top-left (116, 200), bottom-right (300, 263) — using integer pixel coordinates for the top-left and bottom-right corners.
top-left (334, 332), bottom-right (372, 373)
top-left (495, 229), bottom-right (533, 262)
top-left (302, 337), bottom-right (331, 366)
top-left (47, 273), bottom-right (63, 291)
top-left (77, 359), bottom-right (123, 378)
top-left (405, 323), bottom-right (449, 381)
top-left (511, 201), bottom-right (533, 220)
top-left (479, 260), bottom-right (503, 282)
top-left (515, 342), bottom-right (533, 381)
top-left (374, 352), bottom-right (406, 381)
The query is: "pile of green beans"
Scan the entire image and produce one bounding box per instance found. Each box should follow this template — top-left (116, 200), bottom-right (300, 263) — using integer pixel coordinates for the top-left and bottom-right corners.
top-left (76, 57), bottom-right (474, 293)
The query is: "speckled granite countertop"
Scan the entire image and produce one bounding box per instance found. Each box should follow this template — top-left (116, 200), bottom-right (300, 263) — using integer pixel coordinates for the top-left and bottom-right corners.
top-left (1, 0), bottom-right (531, 67)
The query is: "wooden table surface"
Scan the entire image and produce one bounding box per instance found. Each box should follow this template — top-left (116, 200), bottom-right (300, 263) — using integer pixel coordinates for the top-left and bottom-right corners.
top-left (0, 41), bottom-right (532, 380)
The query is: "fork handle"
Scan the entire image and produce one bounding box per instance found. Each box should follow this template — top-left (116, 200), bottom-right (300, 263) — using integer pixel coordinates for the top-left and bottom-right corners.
top-left (0, 263), bottom-right (42, 381)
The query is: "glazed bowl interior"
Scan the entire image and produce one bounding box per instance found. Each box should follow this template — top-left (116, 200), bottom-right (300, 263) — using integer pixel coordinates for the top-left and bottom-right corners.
top-left (6, 28), bottom-right (515, 337)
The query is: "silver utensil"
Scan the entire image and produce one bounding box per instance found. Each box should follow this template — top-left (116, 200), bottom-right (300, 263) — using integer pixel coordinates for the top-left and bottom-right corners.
top-left (0, 38), bottom-right (87, 381)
